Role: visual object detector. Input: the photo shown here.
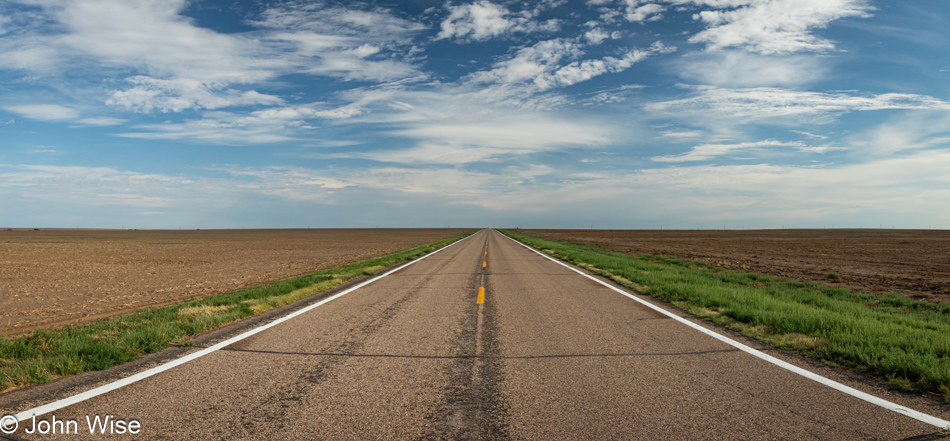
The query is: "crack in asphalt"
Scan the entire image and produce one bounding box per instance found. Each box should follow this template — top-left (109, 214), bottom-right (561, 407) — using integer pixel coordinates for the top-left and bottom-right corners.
top-left (422, 236), bottom-right (510, 440)
top-left (216, 348), bottom-right (742, 359)
top-left (210, 270), bottom-right (440, 437)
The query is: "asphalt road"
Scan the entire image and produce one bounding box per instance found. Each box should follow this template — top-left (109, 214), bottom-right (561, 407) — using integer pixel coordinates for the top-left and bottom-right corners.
top-left (2, 229), bottom-right (947, 439)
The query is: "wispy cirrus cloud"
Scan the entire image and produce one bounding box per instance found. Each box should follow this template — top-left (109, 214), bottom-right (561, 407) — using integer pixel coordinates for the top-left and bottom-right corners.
top-left (648, 86), bottom-right (950, 122)
top-left (3, 104), bottom-right (79, 121)
top-left (651, 139), bottom-right (806, 162)
top-left (116, 112), bottom-right (296, 145)
top-left (2, 104), bottom-right (128, 126)
top-left (71, 117), bottom-right (126, 127)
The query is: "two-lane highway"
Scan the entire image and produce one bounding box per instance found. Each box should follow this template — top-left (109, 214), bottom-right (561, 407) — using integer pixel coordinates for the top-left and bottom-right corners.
top-left (2, 229), bottom-right (945, 439)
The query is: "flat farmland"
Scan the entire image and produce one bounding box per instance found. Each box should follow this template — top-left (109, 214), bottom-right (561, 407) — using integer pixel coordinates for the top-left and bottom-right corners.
top-left (518, 229), bottom-right (950, 303)
top-left (0, 228), bottom-right (473, 335)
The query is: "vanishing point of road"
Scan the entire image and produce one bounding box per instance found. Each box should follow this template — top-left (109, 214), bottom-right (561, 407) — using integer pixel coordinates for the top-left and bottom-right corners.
top-left (2, 229), bottom-right (947, 439)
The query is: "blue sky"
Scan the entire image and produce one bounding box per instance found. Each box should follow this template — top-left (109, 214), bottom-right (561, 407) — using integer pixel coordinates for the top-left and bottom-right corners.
top-left (1, 0), bottom-right (949, 229)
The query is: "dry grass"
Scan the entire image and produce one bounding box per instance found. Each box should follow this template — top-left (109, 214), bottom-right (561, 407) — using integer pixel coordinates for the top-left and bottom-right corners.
top-left (178, 305), bottom-right (230, 321)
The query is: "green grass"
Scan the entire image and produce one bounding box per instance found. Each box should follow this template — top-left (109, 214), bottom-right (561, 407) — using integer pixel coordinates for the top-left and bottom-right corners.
top-left (500, 229), bottom-right (950, 401)
top-left (0, 230), bottom-right (476, 391)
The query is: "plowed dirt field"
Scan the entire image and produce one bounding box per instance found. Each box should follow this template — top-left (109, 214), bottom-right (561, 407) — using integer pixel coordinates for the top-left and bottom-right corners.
top-left (0, 228), bottom-right (472, 334)
top-left (519, 229), bottom-right (950, 303)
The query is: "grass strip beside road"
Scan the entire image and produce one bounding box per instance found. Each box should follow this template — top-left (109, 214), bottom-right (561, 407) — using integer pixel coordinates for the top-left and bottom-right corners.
top-left (0, 230), bottom-right (476, 392)
top-left (500, 229), bottom-right (950, 402)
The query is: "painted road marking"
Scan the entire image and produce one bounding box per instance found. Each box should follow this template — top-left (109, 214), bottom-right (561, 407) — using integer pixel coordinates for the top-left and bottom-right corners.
top-left (499, 231), bottom-right (950, 430)
top-left (11, 231), bottom-right (481, 423)
top-left (478, 287), bottom-right (485, 304)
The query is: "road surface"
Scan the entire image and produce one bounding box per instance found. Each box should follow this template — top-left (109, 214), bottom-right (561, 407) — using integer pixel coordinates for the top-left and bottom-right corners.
top-left (2, 229), bottom-right (946, 439)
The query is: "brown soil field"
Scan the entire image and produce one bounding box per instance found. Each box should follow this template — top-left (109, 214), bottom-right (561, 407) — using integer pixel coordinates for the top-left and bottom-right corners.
top-left (0, 228), bottom-right (473, 335)
top-left (518, 229), bottom-right (950, 303)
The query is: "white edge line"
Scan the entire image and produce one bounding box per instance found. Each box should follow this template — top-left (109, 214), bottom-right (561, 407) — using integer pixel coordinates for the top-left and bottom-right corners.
top-left (498, 231), bottom-right (950, 430)
top-left (13, 231), bottom-right (479, 422)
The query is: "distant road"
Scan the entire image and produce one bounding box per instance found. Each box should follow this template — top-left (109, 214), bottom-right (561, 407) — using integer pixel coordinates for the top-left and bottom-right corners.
top-left (2, 229), bottom-right (944, 439)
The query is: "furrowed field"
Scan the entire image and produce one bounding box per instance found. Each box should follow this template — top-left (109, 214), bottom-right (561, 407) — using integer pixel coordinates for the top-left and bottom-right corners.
top-left (0, 228), bottom-right (473, 335)
top-left (518, 229), bottom-right (950, 303)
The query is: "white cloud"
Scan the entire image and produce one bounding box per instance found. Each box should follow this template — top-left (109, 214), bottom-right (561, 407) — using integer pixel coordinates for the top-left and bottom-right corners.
top-left (72, 117), bottom-right (126, 127)
top-left (117, 113), bottom-right (296, 145)
top-left (846, 112), bottom-right (950, 156)
top-left (43, 0), bottom-right (275, 83)
top-left (673, 51), bottom-right (827, 87)
top-left (0, 165), bottom-right (187, 208)
top-left (467, 39), bottom-right (672, 93)
top-left (2, 0), bottom-right (426, 121)
top-left (255, 3), bottom-right (427, 81)
top-left (437, 1), bottom-right (512, 41)
top-left (400, 116), bottom-right (609, 150)
top-left (5, 144), bottom-right (950, 228)
top-left (0, 44), bottom-right (62, 72)
top-left (791, 130), bottom-right (827, 140)
top-left (632, 151), bottom-right (950, 223)
top-left (108, 85), bottom-right (407, 144)
top-left (218, 166), bottom-right (350, 195)
top-left (436, 0), bottom-right (560, 42)
top-left (443, 149), bottom-right (950, 227)
top-left (212, 165), bottom-right (504, 204)
top-left (250, 86), bottom-right (402, 123)
top-left (796, 146), bottom-right (843, 154)
top-left (648, 87), bottom-right (950, 122)
top-left (659, 129), bottom-right (705, 140)
top-left (107, 77), bottom-right (285, 113)
top-left (651, 139), bottom-right (803, 162)
top-left (624, 1), bottom-right (665, 22)
top-left (31, 146), bottom-right (58, 154)
top-left (686, 0), bottom-right (874, 54)
top-left (244, 102), bottom-right (368, 122)
top-left (291, 81), bottom-right (625, 164)
top-left (3, 104), bottom-right (79, 121)
top-left (590, 0), bottom-right (872, 53)
top-left (296, 50), bottom-right (421, 82)
top-left (584, 28), bottom-right (611, 45)
top-left (581, 85), bottom-right (645, 106)
top-left (340, 115), bottom-right (614, 165)
top-left (253, 3), bottom-right (426, 41)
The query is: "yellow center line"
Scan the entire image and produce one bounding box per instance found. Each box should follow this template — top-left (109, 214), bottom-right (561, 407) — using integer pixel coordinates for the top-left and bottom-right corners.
top-left (478, 233), bottom-right (488, 304)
